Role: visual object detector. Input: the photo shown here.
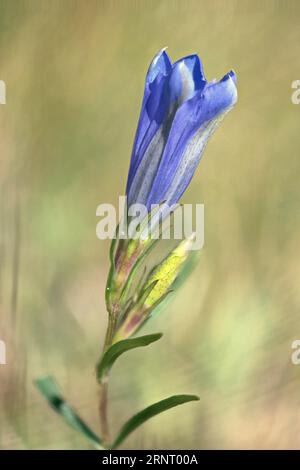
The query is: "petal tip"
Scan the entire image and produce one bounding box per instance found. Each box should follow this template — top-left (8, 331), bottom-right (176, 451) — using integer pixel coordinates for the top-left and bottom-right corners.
top-left (147, 48), bottom-right (172, 83)
top-left (221, 69), bottom-right (237, 86)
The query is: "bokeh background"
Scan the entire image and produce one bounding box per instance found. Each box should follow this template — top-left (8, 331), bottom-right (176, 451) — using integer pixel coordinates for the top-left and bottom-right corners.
top-left (0, 0), bottom-right (300, 450)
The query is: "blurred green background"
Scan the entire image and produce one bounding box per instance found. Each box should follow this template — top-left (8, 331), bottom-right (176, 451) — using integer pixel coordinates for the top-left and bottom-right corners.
top-left (0, 0), bottom-right (300, 449)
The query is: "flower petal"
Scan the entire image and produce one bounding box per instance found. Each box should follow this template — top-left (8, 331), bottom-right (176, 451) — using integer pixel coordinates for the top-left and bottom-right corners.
top-left (147, 48), bottom-right (172, 84)
top-left (146, 72), bottom-right (237, 206)
top-left (169, 54), bottom-right (206, 105)
top-left (127, 124), bottom-right (166, 207)
top-left (126, 50), bottom-right (172, 195)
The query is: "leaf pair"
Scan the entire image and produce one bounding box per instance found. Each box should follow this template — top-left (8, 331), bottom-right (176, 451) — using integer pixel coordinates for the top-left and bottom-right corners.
top-left (36, 333), bottom-right (199, 449)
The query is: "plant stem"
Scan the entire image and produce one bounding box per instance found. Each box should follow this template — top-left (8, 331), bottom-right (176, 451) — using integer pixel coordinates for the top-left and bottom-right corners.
top-left (99, 378), bottom-right (109, 445)
top-left (103, 312), bottom-right (118, 351)
top-left (98, 310), bottom-right (119, 445)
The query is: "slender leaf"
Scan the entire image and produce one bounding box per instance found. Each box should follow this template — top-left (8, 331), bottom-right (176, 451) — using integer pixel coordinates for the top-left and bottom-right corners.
top-left (97, 333), bottom-right (162, 381)
top-left (112, 394), bottom-right (199, 449)
top-left (35, 376), bottom-right (104, 449)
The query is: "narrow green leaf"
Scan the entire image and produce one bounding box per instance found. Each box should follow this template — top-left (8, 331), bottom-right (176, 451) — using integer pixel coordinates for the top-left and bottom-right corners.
top-left (111, 394), bottom-right (199, 449)
top-left (35, 376), bottom-right (104, 449)
top-left (97, 333), bottom-right (162, 381)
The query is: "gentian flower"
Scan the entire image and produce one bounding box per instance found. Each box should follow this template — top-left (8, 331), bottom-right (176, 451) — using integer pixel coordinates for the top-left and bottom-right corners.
top-left (106, 49), bottom-right (238, 327)
top-left (126, 49), bottom-right (237, 210)
top-left (36, 49), bottom-right (238, 449)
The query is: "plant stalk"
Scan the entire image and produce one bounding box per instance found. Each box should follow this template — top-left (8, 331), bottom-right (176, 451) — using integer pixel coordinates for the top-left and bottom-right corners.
top-left (98, 377), bottom-right (110, 445)
top-left (98, 309), bottom-right (119, 445)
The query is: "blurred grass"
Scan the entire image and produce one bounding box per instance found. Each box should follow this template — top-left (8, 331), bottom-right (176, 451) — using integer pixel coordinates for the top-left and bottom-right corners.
top-left (0, 0), bottom-right (300, 449)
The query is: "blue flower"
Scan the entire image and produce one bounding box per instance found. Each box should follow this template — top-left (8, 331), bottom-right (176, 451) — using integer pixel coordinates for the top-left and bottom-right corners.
top-left (126, 49), bottom-right (237, 210)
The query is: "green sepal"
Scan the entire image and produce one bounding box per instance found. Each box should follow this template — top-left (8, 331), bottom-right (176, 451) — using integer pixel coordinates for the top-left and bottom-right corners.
top-left (117, 202), bottom-right (170, 305)
top-left (149, 250), bottom-right (200, 322)
top-left (143, 234), bottom-right (196, 308)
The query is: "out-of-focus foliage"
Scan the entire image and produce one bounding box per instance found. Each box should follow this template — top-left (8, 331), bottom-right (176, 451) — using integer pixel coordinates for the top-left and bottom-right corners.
top-left (0, 0), bottom-right (300, 449)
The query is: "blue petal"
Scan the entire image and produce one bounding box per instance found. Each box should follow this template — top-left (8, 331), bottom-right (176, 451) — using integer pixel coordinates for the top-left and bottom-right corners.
top-left (126, 49), bottom-right (238, 213)
top-left (145, 72), bottom-right (237, 207)
top-left (223, 69), bottom-right (237, 85)
top-left (126, 76), bottom-right (171, 199)
top-left (127, 53), bottom-right (207, 200)
top-left (127, 124), bottom-right (166, 208)
top-left (147, 48), bottom-right (172, 84)
top-left (169, 54), bottom-right (206, 105)
top-left (126, 50), bottom-right (172, 195)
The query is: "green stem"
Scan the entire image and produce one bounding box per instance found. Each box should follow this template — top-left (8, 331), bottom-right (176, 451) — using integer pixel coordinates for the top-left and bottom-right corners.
top-left (98, 308), bottom-right (119, 445)
top-left (98, 378), bottom-right (110, 445)
top-left (103, 313), bottom-right (118, 352)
